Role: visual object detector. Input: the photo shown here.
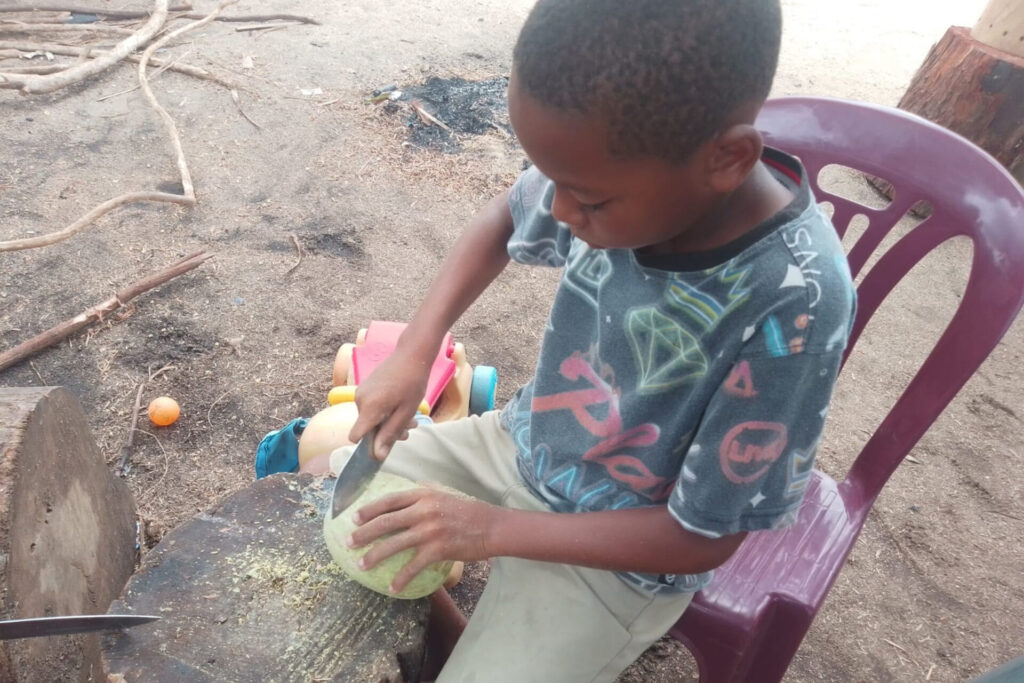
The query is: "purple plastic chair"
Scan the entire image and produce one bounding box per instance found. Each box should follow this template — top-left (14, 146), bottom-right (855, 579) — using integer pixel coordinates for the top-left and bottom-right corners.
top-left (668, 97), bottom-right (1024, 682)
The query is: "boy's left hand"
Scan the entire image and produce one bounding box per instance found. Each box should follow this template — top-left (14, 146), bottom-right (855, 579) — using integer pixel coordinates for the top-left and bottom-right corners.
top-left (346, 487), bottom-right (499, 594)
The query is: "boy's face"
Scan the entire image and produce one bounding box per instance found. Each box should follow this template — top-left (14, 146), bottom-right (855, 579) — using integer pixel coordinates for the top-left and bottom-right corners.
top-left (507, 75), bottom-right (717, 252)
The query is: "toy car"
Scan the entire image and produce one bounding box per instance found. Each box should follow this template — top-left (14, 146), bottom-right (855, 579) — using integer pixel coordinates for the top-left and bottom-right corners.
top-left (296, 321), bottom-right (498, 470)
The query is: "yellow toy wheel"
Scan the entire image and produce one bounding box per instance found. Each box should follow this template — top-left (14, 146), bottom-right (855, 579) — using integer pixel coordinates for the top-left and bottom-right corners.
top-left (332, 343), bottom-right (356, 387)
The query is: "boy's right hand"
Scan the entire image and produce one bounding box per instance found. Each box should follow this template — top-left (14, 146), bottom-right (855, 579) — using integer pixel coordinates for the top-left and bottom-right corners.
top-left (348, 348), bottom-right (433, 460)
top-left (346, 190), bottom-right (514, 460)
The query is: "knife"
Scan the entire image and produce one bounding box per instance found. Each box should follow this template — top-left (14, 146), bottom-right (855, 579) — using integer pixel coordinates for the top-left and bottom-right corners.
top-left (331, 427), bottom-right (381, 518)
top-left (0, 614), bottom-right (160, 640)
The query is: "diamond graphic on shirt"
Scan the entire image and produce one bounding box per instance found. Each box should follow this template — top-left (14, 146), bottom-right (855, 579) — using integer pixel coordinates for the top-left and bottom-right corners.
top-left (626, 307), bottom-right (708, 393)
top-left (564, 244), bottom-right (612, 309)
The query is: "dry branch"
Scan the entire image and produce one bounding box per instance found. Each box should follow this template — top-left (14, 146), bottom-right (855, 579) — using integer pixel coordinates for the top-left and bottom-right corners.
top-left (175, 11), bottom-right (317, 24)
top-left (0, 191), bottom-right (193, 251)
top-left (285, 233), bottom-right (304, 275)
top-left (0, 251), bottom-right (213, 374)
top-left (96, 44), bottom-right (190, 100)
top-left (0, 0), bottom-right (236, 253)
top-left (0, 4), bottom-right (315, 24)
top-left (234, 22), bottom-right (299, 32)
top-left (0, 3), bottom-right (191, 19)
top-left (3, 62), bottom-right (68, 74)
top-left (411, 98), bottom-right (453, 133)
top-left (137, 0), bottom-right (239, 200)
top-left (0, 41), bottom-right (235, 88)
top-left (0, 21), bottom-right (134, 35)
top-left (116, 382), bottom-right (146, 475)
top-left (0, 0), bottom-right (168, 94)
top-left (230, 87), bottom-right (261, 129)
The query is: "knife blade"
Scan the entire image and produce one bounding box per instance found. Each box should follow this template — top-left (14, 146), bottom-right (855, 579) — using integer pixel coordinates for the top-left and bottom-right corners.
top-left (0, 614), bottom-right (160, 640)
top-left (331, 427), bottom-right (381, 518)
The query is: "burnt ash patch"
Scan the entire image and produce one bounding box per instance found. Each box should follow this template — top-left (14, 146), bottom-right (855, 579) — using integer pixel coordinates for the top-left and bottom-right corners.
top-left (392, 76), bottom-right (513, 153)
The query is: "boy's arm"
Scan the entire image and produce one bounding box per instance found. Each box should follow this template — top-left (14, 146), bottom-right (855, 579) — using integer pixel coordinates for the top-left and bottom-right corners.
top-left (489, 505), bottom-right (746, 575)
top-left (348, 489), bottom-right (746, 593)
top-left (349, 190), bottom-right (514, 456)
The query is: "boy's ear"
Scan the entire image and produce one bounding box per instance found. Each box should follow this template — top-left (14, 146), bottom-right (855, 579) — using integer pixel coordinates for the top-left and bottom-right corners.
top-left (705, 124), bottom-right (764, 194)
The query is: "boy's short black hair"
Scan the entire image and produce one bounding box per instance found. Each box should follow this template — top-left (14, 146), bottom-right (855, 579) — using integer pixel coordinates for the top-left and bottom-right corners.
top-left (512, 0), bottom-right (782, 163)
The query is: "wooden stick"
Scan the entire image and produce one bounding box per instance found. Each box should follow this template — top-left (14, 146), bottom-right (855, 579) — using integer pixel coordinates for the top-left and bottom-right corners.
top-left (0, 41), bottom-right (235, 88)
top-left (2, 61), bottom-right (69, 74)
top-left (0, 2), bottom-right (236, 253)
top-left (234, 21), bottom-right (299, 32)
top-left (0, 0), bottom-right (168, 94)
top-left (0, 191), bottom-right (193, 251)
top-left (285, 233), bottom-right (304, 275)
top-left (116, 382), bottom-right (146, 475)
top-left (410, 99), bottom-right (453, 133)
top-left (0, 3), bottom-right (191, 19)
top-left (148, 363), bottom-right (175, 381)
top-left (206, 388), bottom-right (231, 427)
top-left (96, 43), bottom-right (190, 101)
top-left (174, 11), bottom-right (317, 24)
top-left (137, 0), bottom-right (238, 200)
top-left (0, 21), bottom-right (135, 35)
top-left (230, 87), bottom-right (261, 129)
top-left (0, 251), bottom-right (213, 373)
top-left (0, 4), bottom-right (316, 24)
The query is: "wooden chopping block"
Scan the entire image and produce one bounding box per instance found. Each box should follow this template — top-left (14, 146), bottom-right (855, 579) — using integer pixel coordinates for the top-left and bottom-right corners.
top-left (101, 474), bottom-right (429, 682)
top-left (0, 387), bottom-right (138, 683)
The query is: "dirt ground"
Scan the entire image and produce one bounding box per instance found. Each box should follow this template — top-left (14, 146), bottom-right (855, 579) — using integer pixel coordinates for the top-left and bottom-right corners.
top-left (2, 0), bottom-right (1021, 681)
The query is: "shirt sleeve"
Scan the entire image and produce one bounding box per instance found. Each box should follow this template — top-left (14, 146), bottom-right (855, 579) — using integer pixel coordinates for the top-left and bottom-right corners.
top-left (667, 347), bottom-right (844, 538)
top-left (506, 165), bottom-right (574, 267)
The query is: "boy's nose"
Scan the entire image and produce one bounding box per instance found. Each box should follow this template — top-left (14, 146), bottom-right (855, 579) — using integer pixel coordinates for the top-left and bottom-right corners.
top-left (550, 186), bottom-right (585, 228)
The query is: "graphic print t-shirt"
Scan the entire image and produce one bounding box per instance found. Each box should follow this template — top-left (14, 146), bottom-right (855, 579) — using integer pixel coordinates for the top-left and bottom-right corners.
top-left (499, 148), bottom-right (857, 594)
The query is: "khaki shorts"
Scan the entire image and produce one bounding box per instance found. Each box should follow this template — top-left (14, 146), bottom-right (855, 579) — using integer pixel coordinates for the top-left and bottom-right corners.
top-left (329, 411), bottom-right (693, 683)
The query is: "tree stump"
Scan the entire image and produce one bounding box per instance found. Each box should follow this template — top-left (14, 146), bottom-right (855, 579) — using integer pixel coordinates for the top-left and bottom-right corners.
top-left (0, 387), bottom-right (138, 683)
top-left (101, 474), bottom-right (428, 682)
top-left (898, 26), bottom-right (1024, 182)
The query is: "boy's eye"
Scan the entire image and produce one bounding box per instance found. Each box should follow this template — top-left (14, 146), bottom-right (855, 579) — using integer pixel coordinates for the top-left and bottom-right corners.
top-left (580, 199), bottom-right (609, 213)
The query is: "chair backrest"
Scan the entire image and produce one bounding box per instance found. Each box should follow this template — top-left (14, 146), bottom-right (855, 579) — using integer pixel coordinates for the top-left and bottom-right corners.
top-left (756, 97), bottom-right (1024, 510)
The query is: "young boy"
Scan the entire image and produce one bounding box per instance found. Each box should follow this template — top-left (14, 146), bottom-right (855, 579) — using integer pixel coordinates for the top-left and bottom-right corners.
top-left (319, 0), bottom-right (856, 680)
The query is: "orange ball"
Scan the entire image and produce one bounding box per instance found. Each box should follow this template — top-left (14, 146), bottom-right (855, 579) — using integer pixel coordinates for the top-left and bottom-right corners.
top-left (148, 396), bottom-right (180, 426)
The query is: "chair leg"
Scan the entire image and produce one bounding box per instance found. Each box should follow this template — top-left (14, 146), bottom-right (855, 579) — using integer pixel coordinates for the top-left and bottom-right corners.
top-left (671, 598), bottom-right (816, 683)
top-left (742, 603), bottom-right (814, 683)
top-left (671, 626), bottom-right (747, 683)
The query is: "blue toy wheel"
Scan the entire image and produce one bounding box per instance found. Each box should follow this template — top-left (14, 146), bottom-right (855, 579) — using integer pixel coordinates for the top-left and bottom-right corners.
top-left (469, 365), bottom-right (498, 415)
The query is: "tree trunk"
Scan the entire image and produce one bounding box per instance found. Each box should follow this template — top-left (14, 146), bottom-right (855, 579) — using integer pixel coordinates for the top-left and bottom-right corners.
top-left (0, 387), bottom-right (138, 683)
top-left (899, 26), bottom-right (1024, 182)
top-left (100, 474), bottom-right (428, 682)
